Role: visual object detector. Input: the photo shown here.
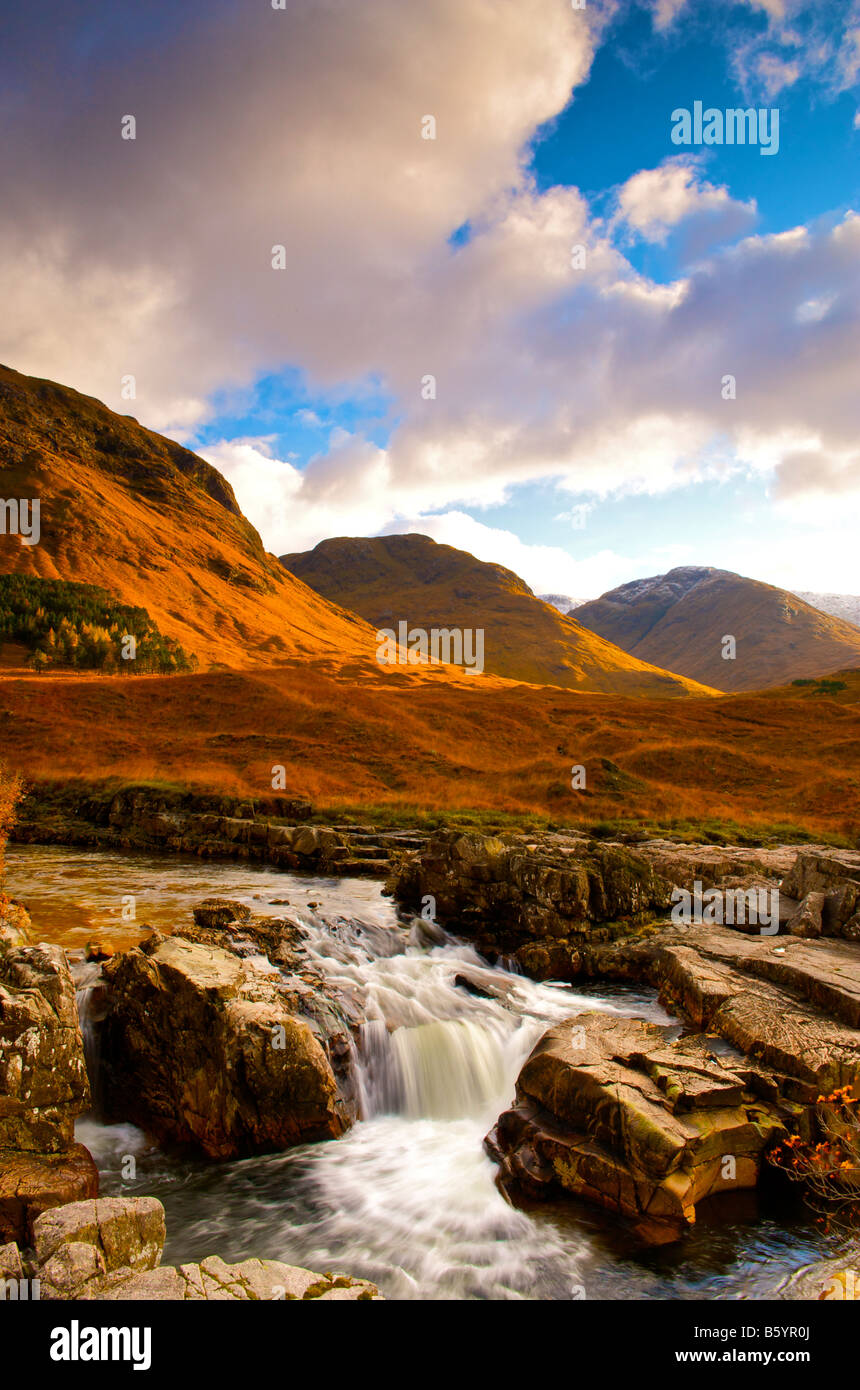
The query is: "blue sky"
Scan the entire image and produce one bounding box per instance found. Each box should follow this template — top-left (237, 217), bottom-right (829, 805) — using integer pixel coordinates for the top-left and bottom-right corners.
top-left (2, 0), bottom-right (859, 597)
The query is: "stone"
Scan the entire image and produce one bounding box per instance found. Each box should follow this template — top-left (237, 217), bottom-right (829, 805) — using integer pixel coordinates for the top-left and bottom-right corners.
top-left (786, 892), bottom-right (825, 938)
top-left (89, 1256), bottom-right (379, 1301)
top-left (488, 1014), bottom-right (784, 1242)
top-left (0, 932), bottom-right (90, 1152)
top-left (0, 1146), bottom-right (99, 1245)
top-left (192, 898), bottom-right (252, 929)
top-left (101, 933), bottom-right (345, 1157)
top-left (0, 1241), bottom-right (23, 1281)
top-left (32, 1196), bottom-right (165, 1275)
top-left (388, 830), bottom-right (674, 957)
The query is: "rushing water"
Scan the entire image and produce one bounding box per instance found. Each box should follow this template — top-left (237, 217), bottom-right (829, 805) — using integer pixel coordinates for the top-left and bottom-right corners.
top-left (5, 844), bottom-right (842, 1300)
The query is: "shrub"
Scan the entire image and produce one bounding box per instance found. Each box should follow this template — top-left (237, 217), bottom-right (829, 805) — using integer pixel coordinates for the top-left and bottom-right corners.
top-left (0, 574), bottom-right (197, 674)
top-left (768, 1088), bottom-right (860, 1236)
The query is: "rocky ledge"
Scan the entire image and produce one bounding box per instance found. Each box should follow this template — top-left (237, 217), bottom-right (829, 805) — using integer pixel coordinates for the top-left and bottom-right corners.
top-left (0, 1195), bottom-right (379, 1300)
top-left (390, 831), bottom-right (860, 1242)
top-left (13, 785), bottom-right (427, 878)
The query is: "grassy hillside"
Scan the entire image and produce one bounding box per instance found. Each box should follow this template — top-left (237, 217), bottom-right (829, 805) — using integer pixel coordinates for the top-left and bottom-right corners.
top-left (574, 567), bottom-right (860, 693)
top-left (0, 365), bottom-right (376, 670)
top-left (0, 660), bottom-right (856, 844)
top-left (282, 535), bottom-right (717, 698)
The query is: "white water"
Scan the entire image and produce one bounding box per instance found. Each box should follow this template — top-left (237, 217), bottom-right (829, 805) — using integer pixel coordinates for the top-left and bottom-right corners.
top-left (8, 847), bottom-right (834, 1300)
top-left (79, 901), bottom-right (673, 1299)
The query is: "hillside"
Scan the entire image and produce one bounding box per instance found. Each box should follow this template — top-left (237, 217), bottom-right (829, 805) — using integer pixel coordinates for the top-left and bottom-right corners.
top-left (0, 659), bottom-right (856, 843)
top-left (0, 365), bottom-right (374, 670)
top-left (573, 567), bottom-right (860, 693)
top-left (281, 535), bottom-right (716, 697)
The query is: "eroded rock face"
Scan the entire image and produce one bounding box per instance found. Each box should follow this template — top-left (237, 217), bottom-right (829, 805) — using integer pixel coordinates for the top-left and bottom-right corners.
top-left (32, 1196), bottom-right (166, 1299)
top-left (0, 919), bottom-right (97, 1244)
top-left (488, 1014), bottom-right (786, 1243)
top-left (0, 929), bottom-right (90, 1152)
top-left (388, 831), bottom-right (674, 957)
top-left (100, 909), bottom-right (350, 1157)
top-left (781, 852), bottom-right (860, 940)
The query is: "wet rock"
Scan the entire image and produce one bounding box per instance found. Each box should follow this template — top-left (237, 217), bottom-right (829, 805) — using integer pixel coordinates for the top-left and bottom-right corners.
top-left (101, 932), bottom-right (346, 1157)
top-left (488, 1014), bottom-right (785, 1243)
top-left (0, 1146), bottom-right (99, 1245)
top-left (0, 917), bottom-right (98, 1244)
top-left (192, 898), bottom-right (252, 930)
top-left (16, 1196), bottom-right (380, 1300)
top-left (32, 1196), bottom-right (165, 1279)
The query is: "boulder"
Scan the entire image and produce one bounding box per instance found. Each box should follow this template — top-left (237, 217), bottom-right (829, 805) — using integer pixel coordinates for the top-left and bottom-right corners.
top-left (0, 1146), bottom-right (99, 1245)
top-left (780, 852), bottom-right (860, 939)
top-left (101, 932), bottom-right (346, 1157)
top-left (192, 898), bottom-right (251, 930)
top-left (32, 1197), bottom-right (166, 1300)
top-left (488, 1014), bottom-right (785, 1243)
top-left (786, 892), bottom-right (825, 938)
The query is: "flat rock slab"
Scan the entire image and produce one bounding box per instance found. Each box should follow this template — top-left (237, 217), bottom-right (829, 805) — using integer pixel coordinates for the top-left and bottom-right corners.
top-left (88, 1255), bottom-right (380, 1301)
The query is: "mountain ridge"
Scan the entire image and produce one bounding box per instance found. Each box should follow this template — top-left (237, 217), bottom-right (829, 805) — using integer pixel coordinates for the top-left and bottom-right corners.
top-left (281, 534), bottom-right (717, 697)
top-left (574, 566), bottom-right (860, 692)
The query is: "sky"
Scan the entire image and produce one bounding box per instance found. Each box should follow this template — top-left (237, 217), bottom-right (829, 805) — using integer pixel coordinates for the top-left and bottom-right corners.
top-left (1, 0), bottom-right (859, 599)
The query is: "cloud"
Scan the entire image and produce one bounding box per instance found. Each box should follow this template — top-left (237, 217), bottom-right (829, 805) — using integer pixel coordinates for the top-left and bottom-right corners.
top-left (0, 0), bottom-right (859, 579)
top-left (614, 161), bottom-right (757, 247)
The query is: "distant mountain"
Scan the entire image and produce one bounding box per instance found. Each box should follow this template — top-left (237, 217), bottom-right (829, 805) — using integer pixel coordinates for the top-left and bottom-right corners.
top-left (0, 365), bottom-right (374, 669)
top-left (539, 593), bottom-right (586, 615)
top-left (574, 566), bottom-right (860, 693)
top-left (281, 535), bottom-right (716, 696)
top-left (793, 592), bottom-right (860, 630)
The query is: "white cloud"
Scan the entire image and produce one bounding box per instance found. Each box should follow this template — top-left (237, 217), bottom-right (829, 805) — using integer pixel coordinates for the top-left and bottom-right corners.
top-left (614, 162), bottom-right (756, 247)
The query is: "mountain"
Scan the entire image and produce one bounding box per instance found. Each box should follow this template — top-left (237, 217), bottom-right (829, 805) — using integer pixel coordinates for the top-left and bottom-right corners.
top-left (280, 535), bottom-right (716, 696)
top-left (573, 566), bottom-right (860, 693)
top-left (0, 365), bottom-right (374, 669)
top-left (793, 592), bottom-right (860, 630)
top-left (539, 593), bottom-right (586, 614)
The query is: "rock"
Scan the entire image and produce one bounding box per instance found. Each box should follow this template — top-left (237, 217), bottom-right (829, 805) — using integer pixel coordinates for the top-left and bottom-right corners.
top-left (0, 1240), bottom-right (23, 1281)
top-left (388, 831), bottom-right (674, 956)
top-left (18, 1196), bottom-right (381, 1300)
top-left (781, 852), bottom-right (860, 939)
top-left (192, 898), bottom-right (251, 930)
top-left (0, 1146), bottom-right (99, 1245)
top-left (101, 932), bottom-right (346, 1157)
top-left (786, 892), bottom-right (825, 938)
top-left (488, 1014), bottom-right (785, 1243)
top-left (32, 1196), bottom-right (165, 1278)
top-left (0, 930), bottom-right (90, 1151)
top-left (89, 1256), bottom-right (379, 1301)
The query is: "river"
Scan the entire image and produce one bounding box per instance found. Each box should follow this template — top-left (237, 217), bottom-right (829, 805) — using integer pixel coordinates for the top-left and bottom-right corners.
top-left (5, 844), bottom-right (839, 1300)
